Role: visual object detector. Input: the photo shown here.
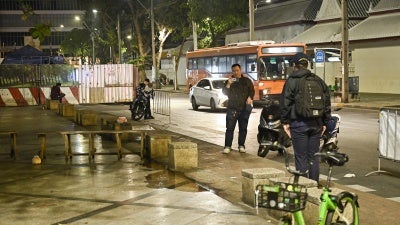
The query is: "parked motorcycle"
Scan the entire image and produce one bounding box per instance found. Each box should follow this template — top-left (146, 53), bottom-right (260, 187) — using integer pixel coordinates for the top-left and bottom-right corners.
top-left (320, 113), bottom-right (341, 153)
top-left (257, 103), bottom-right (341, 158)
top-left (257, 102), bottom-right (291, 157)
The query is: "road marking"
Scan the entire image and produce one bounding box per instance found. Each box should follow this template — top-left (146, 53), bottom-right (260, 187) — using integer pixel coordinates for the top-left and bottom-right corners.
top-left (320, 174), bottom-right (338, 181)
top-left (345, 184), bottom-right (376, 192)
top-left (190, 125), bottom-right (225, 135)
top-left (387, 197), bottom-right (400, 203)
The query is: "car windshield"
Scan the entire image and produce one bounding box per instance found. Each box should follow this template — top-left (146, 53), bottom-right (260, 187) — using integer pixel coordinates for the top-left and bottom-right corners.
top-left (259, 56), bottom-right (293, 81)
top-left (212, 80), bottom-right (226, 89)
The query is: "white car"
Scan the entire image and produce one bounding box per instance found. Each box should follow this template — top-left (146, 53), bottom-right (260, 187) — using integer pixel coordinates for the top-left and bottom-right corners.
top-left (189, 78), bottom-right (228, 111)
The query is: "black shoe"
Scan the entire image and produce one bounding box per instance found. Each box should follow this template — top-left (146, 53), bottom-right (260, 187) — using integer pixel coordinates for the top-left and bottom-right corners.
top-left (148, 116), bottom-right (155, 119)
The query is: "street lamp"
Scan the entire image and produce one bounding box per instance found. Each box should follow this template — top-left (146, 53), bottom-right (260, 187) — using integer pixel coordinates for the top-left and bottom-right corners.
top-left (91, 9), bottom-right (98, 65)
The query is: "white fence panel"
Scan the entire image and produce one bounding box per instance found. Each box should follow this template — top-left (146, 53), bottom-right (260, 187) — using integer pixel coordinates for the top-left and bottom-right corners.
top-left (379, 108), bottom-right (400, 161)
top-left (76, 64), bottom-right (135, 103)
top-left (366, 107), bottom-right (400, 176)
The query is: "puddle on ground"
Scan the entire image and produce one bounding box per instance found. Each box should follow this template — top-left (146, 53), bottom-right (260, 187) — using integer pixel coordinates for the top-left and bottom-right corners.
top-left (144, 160), bottom-right (207, 192)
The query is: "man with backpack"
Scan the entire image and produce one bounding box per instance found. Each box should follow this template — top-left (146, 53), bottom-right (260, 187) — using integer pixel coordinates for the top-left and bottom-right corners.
top-left (280, 52), bottom-right (331, 183)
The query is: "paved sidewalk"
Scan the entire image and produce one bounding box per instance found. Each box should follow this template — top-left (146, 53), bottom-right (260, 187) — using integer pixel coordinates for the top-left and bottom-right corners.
top-left (0, 91), bottom-right (399, 225)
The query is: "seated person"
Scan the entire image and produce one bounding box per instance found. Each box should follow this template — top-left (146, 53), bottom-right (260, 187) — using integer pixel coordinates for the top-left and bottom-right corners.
top-left (50, 82), bottom-right (65, 103)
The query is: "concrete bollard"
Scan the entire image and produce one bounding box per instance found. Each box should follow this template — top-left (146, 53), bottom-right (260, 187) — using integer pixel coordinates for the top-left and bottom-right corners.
top-left (60, 103), bottom-right (75, 117)
top-left (145, 134), bottom-right (171, 159)
top-left (241, 168), bottom-right (286, 207)
top-left (79, 110), bottom-right (98, 126)
top-left (168, 142), bottom-right (198, 172)
top-left (46, 99), bottom-right (59, 110)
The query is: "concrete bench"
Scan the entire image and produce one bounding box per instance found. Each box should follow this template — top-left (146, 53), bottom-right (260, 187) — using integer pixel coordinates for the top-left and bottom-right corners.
top-left (37, 132), bottom-right (60, 160)
top-left (0, 131), bottom-right (17, 160)
top-left (100, 115), bottom-right (134, 141)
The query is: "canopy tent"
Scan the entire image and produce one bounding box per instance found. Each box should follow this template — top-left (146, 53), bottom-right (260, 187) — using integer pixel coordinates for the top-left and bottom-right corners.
top-left (2, 45), bottom-right (64, 64)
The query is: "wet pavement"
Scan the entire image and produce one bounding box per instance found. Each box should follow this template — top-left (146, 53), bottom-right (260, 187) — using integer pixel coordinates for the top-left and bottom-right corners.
top-left (0, 107), bottom-right (277, 225)
top-left (0, 91), bottom-right (400, 225)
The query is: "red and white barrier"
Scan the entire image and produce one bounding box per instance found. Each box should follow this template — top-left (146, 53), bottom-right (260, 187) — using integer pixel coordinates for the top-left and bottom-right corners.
top-left (0, 87), bottom-right (79, 106)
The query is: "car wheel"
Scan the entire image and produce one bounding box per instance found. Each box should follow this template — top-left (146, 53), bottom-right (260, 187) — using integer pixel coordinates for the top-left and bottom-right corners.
top-left (191, 97), bottom-right (199, 110)
top-left (210, 98), bottom-right (216, 111)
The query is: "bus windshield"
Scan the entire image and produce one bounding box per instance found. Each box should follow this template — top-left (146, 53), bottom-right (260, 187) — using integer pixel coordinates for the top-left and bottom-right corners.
top-left (259, 56), bottom-right (293, 81)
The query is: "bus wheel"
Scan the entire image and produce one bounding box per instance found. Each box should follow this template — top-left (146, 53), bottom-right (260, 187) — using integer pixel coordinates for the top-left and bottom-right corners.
top-left (192, 97), bottom-right (199, 110)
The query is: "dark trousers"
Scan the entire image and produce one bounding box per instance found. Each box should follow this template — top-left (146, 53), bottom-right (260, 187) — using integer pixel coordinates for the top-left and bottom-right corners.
top-left (290, 125), bottom-right (322, 182)
top-left (224, 108), bottom-right (251, 148)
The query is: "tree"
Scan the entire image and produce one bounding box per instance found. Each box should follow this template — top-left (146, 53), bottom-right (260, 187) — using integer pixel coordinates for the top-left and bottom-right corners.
top-left (60, 28), bottom-right (92, 64)
top-left (29, 23), bottom-right (52, 42)
top-left (188, 0), bottom-right (248, 48)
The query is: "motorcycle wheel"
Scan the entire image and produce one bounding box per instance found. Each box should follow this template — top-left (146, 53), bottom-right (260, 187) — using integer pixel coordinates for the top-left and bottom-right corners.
top-left (257, 145), bottom-right (270, 158)
top-left (131, 102), bottom-right (145, 121)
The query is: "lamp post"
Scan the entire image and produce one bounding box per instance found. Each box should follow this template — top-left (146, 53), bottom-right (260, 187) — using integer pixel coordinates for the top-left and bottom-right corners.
top-left (91, 9), bottom-right (98, 65)
top-left (341, 0), bottom-right (349, 103)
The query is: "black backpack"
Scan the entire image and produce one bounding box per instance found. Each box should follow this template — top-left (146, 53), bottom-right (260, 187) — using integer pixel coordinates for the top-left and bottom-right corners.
top-left (294, 73), bottom-right (326, 118)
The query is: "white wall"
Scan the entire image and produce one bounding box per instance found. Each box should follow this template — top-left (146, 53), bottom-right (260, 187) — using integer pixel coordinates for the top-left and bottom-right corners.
top-left (352, 46), bottom-right (400, 94)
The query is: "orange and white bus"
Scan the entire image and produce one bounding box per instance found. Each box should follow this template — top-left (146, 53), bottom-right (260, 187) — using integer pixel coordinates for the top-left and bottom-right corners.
top-left (186, 40), bottom-right (306, 104)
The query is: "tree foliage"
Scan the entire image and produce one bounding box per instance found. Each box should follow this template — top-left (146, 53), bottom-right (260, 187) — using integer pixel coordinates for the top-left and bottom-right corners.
top-left (29, 23), bottom-right (52, 42)
top-left (188, 0), bottom-right (248, 47)
top-left (60, 28), bottom-right (91, 63)
top-left (65, 0), bottom-right (248, 70)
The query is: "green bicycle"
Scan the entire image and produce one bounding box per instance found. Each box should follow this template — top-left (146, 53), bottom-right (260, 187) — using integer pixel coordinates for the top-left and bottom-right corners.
top-left (256, 151), bottom-right (359, 225)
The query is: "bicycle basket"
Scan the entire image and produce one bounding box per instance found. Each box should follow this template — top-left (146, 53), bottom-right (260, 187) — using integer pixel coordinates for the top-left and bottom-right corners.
top-left (256, 182), bottom-right (308, 212)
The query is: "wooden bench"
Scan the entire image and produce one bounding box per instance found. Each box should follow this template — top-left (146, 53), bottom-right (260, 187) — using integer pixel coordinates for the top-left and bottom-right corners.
top-left (59, 128), bottom-right (155, 162)
top-left (0, 131), bottom-right (17, 160)
top-left (37, 132), bottom-right (60, 160)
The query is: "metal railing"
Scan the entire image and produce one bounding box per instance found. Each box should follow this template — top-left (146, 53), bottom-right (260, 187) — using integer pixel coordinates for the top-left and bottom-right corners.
top-left (152, 90), bottom-right (171, 123)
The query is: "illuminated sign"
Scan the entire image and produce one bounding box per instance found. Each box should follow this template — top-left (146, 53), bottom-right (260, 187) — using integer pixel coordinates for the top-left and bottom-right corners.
top-left (261, 47), bottom-right (304, 54)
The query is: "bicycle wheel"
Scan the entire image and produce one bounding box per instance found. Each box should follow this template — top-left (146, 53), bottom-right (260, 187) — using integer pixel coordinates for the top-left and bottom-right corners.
top-left (325, 193), bottom-right (359, 225)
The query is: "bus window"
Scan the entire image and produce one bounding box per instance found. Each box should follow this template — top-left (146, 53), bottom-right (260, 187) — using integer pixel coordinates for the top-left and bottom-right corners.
top-left (212, 57), bottom-right (219, 73)
top-left (205, 58), bottom-right (212, 72)
top-left (259, 56), bottom-right (292, 80)
top-left (191, 58), bottom-right (198, 69)
top-left (246, 54), bottom-right (257, 80)
top-left (236, 55), bottom-right (245, 68)
top-left (219, 56), bottom-right (228, 73)
top-left (198, 58), bottom-right (205, 69)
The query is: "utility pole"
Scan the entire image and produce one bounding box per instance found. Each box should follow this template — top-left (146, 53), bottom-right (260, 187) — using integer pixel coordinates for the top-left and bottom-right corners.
top-left (249, 0), bottom-right (255, 41)
top-left (341, 0), bottom-right (349, 103)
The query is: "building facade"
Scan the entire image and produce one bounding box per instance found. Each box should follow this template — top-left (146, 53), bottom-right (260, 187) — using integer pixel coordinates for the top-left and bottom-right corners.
top-left (0, 0), bottom-right (84, 56)
top-left (224, 0), bottom-right (400, 94)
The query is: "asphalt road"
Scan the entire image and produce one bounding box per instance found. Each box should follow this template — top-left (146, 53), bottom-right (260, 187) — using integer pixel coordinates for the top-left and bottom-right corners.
top-left (156, 93), bottom-right (400, 201)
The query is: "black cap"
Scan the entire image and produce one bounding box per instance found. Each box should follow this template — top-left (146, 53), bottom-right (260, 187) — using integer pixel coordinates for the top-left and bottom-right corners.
top-left (56, 82), bottom-right (61, 86)
top-left (291, 53), bottom-right (309, 65)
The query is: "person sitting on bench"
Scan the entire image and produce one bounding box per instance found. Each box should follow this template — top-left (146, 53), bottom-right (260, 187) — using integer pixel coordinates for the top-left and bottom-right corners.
top-left (50, 82), bottom-right (66, 103)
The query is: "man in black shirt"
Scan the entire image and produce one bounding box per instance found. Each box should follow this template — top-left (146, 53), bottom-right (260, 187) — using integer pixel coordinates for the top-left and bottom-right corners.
top-left (222, 64), bottom-right (255, 154)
